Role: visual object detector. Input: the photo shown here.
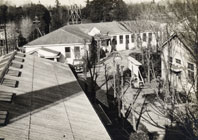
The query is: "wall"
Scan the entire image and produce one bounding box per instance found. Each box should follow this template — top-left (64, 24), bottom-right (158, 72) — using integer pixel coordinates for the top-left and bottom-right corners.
top-left (24, 43), bottom-right (89, 64)
top-left (110, 31), bottom-right (158, 51)
top-left (161, 37), bottom-right (196, 95)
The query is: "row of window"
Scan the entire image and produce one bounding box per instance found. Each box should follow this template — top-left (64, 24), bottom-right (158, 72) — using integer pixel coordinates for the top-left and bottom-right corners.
top-left (65, 46), bottom-right (80, 58)
top-left (169, 57), bottom-right (182, 65)
top-left (113, 33), bottom-right (153, 45)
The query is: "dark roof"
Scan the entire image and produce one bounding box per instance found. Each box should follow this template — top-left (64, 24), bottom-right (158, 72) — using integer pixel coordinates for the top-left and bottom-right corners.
top-left (0, 51), bottom-right (111, 140)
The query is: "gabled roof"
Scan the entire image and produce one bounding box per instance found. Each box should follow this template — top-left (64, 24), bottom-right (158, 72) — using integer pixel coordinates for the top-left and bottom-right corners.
top-left (161, 32), bottom-right (196, 59)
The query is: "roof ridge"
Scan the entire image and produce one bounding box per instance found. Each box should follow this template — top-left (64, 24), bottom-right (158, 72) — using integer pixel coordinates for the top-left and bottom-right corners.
top-left (60, 28), bottom-right (90, 40)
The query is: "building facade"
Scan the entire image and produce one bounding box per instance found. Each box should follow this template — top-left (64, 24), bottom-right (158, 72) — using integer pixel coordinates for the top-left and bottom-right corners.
top-left (24, 21), bottom-right (162, 64)
top-left (161, 33), bottom-right (197, 97)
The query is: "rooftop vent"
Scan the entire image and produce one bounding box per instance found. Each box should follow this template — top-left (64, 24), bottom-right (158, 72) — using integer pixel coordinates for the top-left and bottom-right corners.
top-left (10, 62), bottom-right (23, 69)
top-left (0, 111), bottom-right (8, 126)
top-left (6, 69), bottom-right (21, 77)
top-left (1, 78), bottom-right (19, 88)
top-left (14, 57), bottom-right (25, 63)
top-left (0, 91), bottom-right (15, 102)
top-left (16, 53), bottom-right (26, 58)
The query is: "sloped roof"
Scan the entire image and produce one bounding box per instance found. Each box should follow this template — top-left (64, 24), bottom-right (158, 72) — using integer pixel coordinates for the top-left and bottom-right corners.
top-left (0, 51), bottom-right (111, 140)
top-left (62, 21), bottom-right (128, 35)
top-left (27, 28), bottom-right (91, 46)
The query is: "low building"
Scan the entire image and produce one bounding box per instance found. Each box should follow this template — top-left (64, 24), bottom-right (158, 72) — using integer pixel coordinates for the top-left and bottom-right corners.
top-left (27, 47), bottom-right (63, 62)
top-left (24, 20), bottom-right (163, 64)
top-left (0, 51), bottom-right (111, 140)
top-left (161, 33), bottom-right (197, 97)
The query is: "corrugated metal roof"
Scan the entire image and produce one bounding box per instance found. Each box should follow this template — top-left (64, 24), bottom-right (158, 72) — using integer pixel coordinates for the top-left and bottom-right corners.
top-left (0, 52), bottom-right (111, 140)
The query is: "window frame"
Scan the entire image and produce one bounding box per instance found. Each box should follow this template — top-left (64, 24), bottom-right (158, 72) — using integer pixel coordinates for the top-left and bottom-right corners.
top-left (74, 46), bottom-right (80, 59)
top-left (175, 58), bottom-right (181, 64)
top-left (148, 33), bottom-right (152, 42)
top-left (143, 33), bottom-right (147, 42)
top-left (65, 47), bottom-right (71, 58)
top-left (126, 35), bottom-right (129, 44)
top-left (187, 62), bottom-right (195, 82)
top-left (119, 35), bottom-right (123, 44)
top-left (131, 34), bottom-right (135, 43)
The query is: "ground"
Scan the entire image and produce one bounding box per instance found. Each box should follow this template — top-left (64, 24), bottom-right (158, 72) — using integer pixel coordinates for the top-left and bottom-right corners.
top-left (77, 50), bottom-right (171, 140)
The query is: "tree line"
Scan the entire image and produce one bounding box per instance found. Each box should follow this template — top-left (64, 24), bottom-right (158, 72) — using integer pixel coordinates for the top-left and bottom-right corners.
top-left (0, 0), bottom-right (169, 47)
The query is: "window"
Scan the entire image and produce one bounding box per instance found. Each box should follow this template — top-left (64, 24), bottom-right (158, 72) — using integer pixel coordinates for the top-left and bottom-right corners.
top-left (65, 47), bottom-right (71, 58)
top-left (0, 40), bottom-right (4, 46)
top-left (131, 34), bottom-right (135, 43)
top-left (112, 36), bottom-right (117, 45)
top-left (148, 33), bottom-right (152, 42)
top-left (119, 35), bottom-right (123, 44)
top-left (74, 46), bottom-right (80, 59)
top-left (187, 62), bottom-right (194, 82)
top-left (176, 59), bottom-right (181, 64)
top-left (126, 35), bottom-right (129, 44)
top-left (188, 63), bottom-right (194, 71)
top-left (143, 33), bottom-right (147, 42)
top-left (169, 57), bottom-right (173, 63)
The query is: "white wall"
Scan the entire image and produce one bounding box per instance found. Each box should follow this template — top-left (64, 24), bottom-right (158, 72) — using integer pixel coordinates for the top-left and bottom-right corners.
top-left (24, 43), bottom-right (89, 64)
top-left (110, 31), bottom-right (158, 51)
top-left (161, 37), bottom-right (196, 95)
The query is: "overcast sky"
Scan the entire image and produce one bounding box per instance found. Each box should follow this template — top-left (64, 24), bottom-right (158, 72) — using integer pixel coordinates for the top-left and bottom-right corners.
top-left (5, 0), bottom-right (163, 7)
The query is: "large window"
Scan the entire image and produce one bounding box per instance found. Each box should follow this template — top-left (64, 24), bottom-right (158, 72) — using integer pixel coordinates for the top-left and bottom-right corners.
top-left (119, 35), bottom-right (123, 44)
top-left (74, 46), bottom-right (80, 59)
top-left (148, 33), bottom-right (152, 42)
top-left (65, 47), bottom-right (71, 58)
top-left (187, 62), bottom-right (194, 82)
top-left (143, 33), bottom-right (147, 42)
top-left (126, 35), bottom-right (129, 44)
top-left (131, 34), bottom-right (135, 43)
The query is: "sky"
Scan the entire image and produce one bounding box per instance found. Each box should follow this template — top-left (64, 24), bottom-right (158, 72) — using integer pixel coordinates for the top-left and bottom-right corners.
top-left (4, 0), bottom-right (163, 7)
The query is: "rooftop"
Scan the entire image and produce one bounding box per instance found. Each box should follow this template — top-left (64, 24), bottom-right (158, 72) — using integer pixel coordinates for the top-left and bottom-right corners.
top-left (0, 51), bottom-right (110, 140)
top-left (25, 20), bottom-right (163, 47)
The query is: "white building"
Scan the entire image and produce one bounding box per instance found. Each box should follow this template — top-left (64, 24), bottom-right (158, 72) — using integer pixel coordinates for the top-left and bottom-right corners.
top-left (24, 21), bottom-right (162, 64)
top-left (161, 33), bottom-right (197, 96)
top-left (24, 28), bottom-right (91, 64)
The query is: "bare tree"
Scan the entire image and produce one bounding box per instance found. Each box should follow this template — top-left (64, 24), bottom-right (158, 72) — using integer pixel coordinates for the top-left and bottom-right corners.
top-left (20, 17), bottom-right (33, 42)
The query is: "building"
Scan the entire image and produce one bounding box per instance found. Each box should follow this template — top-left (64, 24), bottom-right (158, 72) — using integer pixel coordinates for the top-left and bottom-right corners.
top-left (24, 20), bottom-right (163, 64)
top-left (161, 33), bottom-right (197, 97)
top-left (27, 47), bottom-right (63, 62)
top-left (0, 51), bottom-right (111, 140)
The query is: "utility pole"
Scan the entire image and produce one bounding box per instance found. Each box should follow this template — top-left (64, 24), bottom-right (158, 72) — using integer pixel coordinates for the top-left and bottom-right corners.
top-left (3, 24), bottom-right (8, 54)
top-left (147, 39), bottom-right (151, 83)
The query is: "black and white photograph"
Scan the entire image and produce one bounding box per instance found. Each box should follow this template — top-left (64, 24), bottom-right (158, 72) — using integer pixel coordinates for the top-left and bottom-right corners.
top-left (0, 0), bottom-right (198, 140)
